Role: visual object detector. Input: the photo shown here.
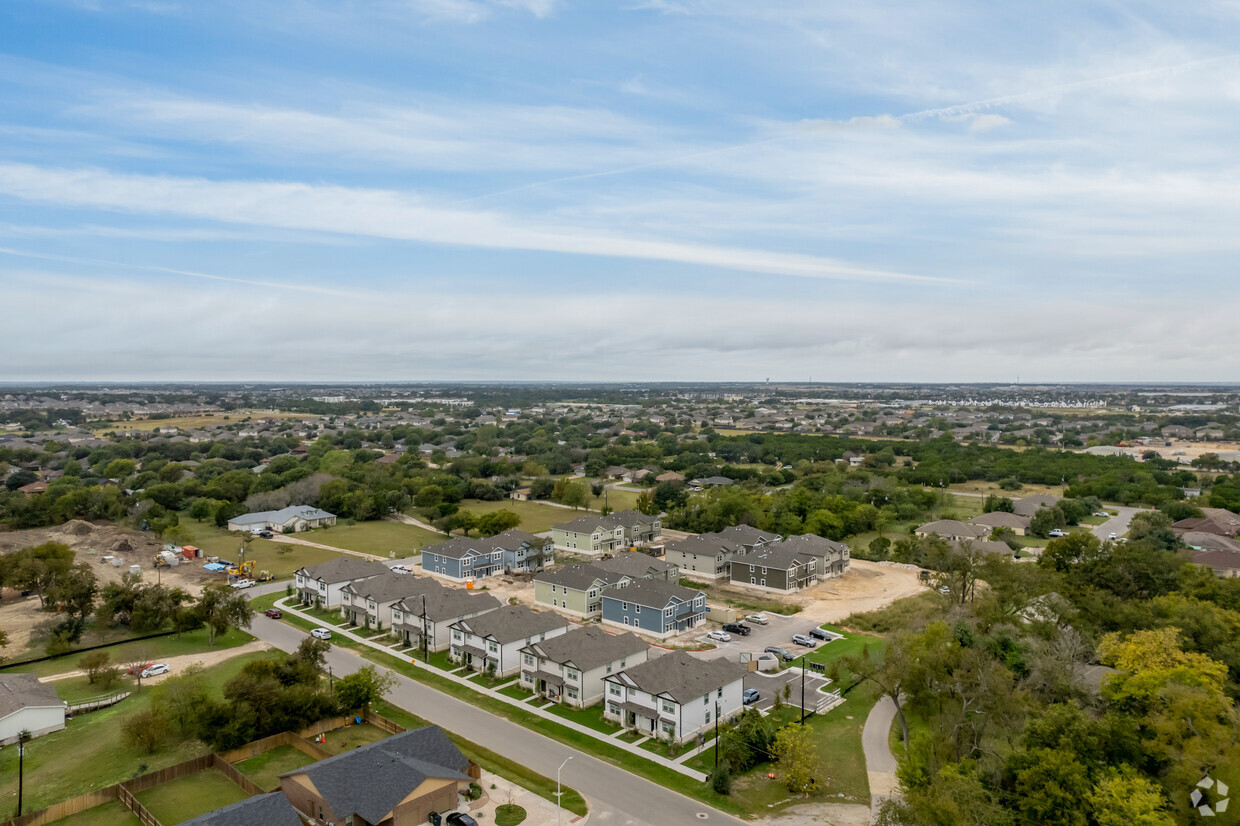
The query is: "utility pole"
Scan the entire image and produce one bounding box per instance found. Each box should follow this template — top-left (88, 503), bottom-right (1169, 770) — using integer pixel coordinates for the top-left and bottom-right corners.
top-left (328, 666), bottom-right (334, 693)
top-left (800, 655), bottom-right (807, 724)
top-left (17, 730), bottom-right (30, 816)
top-left (421, 593), bottom-right (429, 662)
top-left (714, 702), bottom-right (720, 770)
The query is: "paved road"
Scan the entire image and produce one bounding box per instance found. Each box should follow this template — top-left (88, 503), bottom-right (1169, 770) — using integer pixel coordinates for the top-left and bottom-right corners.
top-left (862, 695), bottom-right (899, 809)
top-left (1092, 506), bottom-right (1142, 540)
top-left (247, 605), bottom-right (743, 826)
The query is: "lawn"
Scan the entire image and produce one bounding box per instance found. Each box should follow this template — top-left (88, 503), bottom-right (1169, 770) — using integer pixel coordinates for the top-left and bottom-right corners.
top-left (47, 801), bottom-right (141, 826)
top-left (174, 517), bottom-right (342, 579)
top-left (947, 480), bottom-right (1064, 498)
top-left (52, 673), bottom-right (134, 704)
top-left (541, 701), bottom-right (621, 735)
top-left (16, 626), bottom-right (255, 680)
top-left (301, 520), bottom-right (443, 556)
top-left (0, 651), bottom-right (282, 815)
top-left (315, 722), bottom-right (389, 755)
top-left (232, 745), bottom-right (315, 791)
top-left (495, 803), bottom-right (527, 826)
top-left (453, 499), bottom-right (578, 534)
top-left (136, 770), bottom-right (250, 825)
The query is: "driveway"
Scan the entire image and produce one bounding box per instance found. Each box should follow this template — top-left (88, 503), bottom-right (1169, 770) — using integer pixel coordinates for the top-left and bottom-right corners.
top-left (1091, 506), bottom-right (1143, 540)
top-left (743, 669), bottom-right (833, 715)
top-left (246, 599), bottom-right (744, 826)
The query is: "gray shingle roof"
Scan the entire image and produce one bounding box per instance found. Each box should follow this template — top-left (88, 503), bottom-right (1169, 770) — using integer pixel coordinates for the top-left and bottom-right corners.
top-left (522, 626), bottom-right (648, 672)
top-left (288, 726), bottom-right (472, 825)
top-left (603, 578), bottom-right (702, 609)
top-left (553, 509), bottom-right (655, 533)
top-left (296, 557), bottom-right (391, 585)
top-left (534, 563), bottom-right (625, 591)
top-left (731, 543), bottom-right (817, 571)
top-left (398, 587), bottom-right (501, 622)
top-left (179, 793), bottom-right (302, 826)
top-left (593, 552), bottom-right (678, 580)
top-left (453, 604), bottom-right (570, 644)
top-left (608, 650), bottom-right (746, 704)
top-left (0, 673), bottom-right (62, 718)
top-left (229, 505), bottom-right (335, 525)
top-left (489, 529), bottom-right (550, 549)
top-left (341, 572), bottom-right (444, 604)
top-left (422, 536), bottom-right (490, 560)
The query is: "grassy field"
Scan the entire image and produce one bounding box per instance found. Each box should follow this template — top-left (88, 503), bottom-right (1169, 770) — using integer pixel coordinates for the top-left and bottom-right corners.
top-left (0, 650), bottom-right (281, 815)
top-left (232, 744), bottom-right (315, 791)
top-left (91, 411), bottom-right (317, 432)
top-left (47, 801), bottom-right (141, 826)
top-left (11, 626), bottom-right (255, 681)
top-left (315, 722), bottom-right (389, 754)
top-left (136, 769), bottom-right (250, 825)
top-left (174, 518), bottom-right (340, 579)
top-left (947, 480), bottom-right (1064, 498)
top-left (453, 499), bottom-right (579, 533)
top-left (302, 521), bottom-right (443, 556)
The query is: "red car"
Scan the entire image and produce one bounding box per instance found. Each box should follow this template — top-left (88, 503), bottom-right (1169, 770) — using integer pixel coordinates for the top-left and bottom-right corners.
top-left (127, 662), bottom-right (153, 675)
top-left (264, 608), bottom-right (283, 619)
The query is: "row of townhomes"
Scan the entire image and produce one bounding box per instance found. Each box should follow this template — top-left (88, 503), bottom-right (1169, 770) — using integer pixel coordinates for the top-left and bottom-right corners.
top-left (603, 650), bottom-right (747, 743)
top-left (448, 604), bottom-right (571, 677)
top-left (665, 526), bottom-right (851, 593)
top-left (520, 625), bottom-right (649, 707)
top-left (420, 529), bottom-right (553, 581)
top-left (551, 509), bottom-right (661, 554)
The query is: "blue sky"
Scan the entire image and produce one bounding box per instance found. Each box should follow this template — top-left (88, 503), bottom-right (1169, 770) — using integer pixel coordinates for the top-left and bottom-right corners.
top-left (1, 0), bottom-right (1237, 382)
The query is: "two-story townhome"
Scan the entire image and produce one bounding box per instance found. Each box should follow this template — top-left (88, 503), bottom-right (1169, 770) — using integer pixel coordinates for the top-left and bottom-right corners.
top-left (663, 525), bottom-right (780, 580)
top-left (593, 551), bottom-right (680, 582)
top-left (601, 579), bottom-right (706, 638)
top-left (391, 587), bottom-right (501, 651)
top-left (490, 529), bottom-right (555, 574)
top-left (777, 534), bottom-right (851, 580)
top-left (421, 536), bottom-right (505, 582)
top-left (728, 543), bottom-right (818, 593)
top-left (339, 573), bottom-right (442, 630)
top-left (603, 650), bottom-right (747, 744)
top-left (534, 563), bottom-right (630, 618)
top-left (449, 605), bottom-right (571, 677)
top-left (294, 557), bottom-right (391, 609)
top-left (551, 510), bottom-right (661, 554)
top-left (519, 626), bottom-right (649, 707)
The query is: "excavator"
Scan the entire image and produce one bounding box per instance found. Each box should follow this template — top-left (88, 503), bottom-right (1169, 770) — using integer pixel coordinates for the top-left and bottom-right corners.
top-left (226, 559), bottom-right (274, 582)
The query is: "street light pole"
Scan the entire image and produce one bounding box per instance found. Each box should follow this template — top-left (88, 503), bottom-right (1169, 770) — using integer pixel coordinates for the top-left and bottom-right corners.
top-left (800, 655), bottom-right (807, 724)
top-left (714, 702), bottom-right (720, 771)
top-left (556, 756), bottom-right (573, 826)
top-left (421, 593), bottom-right (429, 662)
top-left (17, 730), bottom-right (30, 816)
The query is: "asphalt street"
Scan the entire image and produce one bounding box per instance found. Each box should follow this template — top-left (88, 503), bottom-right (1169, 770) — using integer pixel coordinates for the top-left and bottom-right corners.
top-left (247, 603), bottom-right (746, 826)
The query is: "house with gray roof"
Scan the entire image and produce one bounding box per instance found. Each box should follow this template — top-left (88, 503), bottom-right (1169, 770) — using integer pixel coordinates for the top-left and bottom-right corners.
top-left (422, 530), bottom-right (554, 582)
top-left (0, 673), bottom-right (65, 744)
top-left (593, 551), bottom-right (679, 582)
top-left (490, 528), bottom-right (555, 574)
top-left (279, 726), bottom-right (476, 826)
top-left (603, 650), bottom-right (746, 744)
top-left (534, 563), bottom-right (630, 618)
top-left (728, 542), bottom-right (818, 593)
top-left (339, 572), bottom-right (443, 630)
top-left (180, 793), bottom-right (302, 826)
top-left (226, 505), bottom-right (336, 533)
top-left (552, 510), bottom-right (661, 554)
top-left (449, 605), bottom-right (572, 677)
top-left (915, 519), bottom-right (989, 541)
top-left (520, 626), bottom-right (649, 707)
top-left (601, 579), bottom-right (706, 637)
top-left (664, 525), bottom-right (780, 581)
top-left (778, 534), bottom-right (851, 580)
top-left (688, 476), bottom-right (735, 490)
top-left (391, 587), bottom-right (501, 652)
top-left (968, 511), bottom-right (1032, 536)
top-left (294, 557), bottom-right (390, 609)
top-left (1012, 494), bottom-right (1060, 518)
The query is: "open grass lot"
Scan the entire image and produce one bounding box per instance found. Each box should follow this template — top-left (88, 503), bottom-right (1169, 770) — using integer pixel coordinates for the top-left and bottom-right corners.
top-left (315, 722), bottom-right (389, 755)
top-left (599, 487), bottom-right (642, 513)
top-left (90, 411), bottom-right (318, 432)
top-left (947, 480), bottom-right (1064, 498)
top-left (47, 801), bottom-right (142, 826)
top-left (174, 517), bottom-right (344, 579)
top-left (52, 673), bottom-right (134, 704)
top-left (454, 498), bottom-right (579, 533)
top-left (232, 744), bottom-right (316, 791)
top-left (0, 650), bottom-right (282, 815)
top-left (11, 626), bottom-right (255, 680)
top-left (136, 770), bottom-right (250, 825)
top-left (303, 520), bottom-right (443, 556)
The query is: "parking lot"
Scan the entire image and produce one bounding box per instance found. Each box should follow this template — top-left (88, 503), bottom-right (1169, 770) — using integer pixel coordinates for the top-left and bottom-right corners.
top-left (743, 668), bottom-right (834, 715)
top-left (692, 612), bottom-right (828, 660)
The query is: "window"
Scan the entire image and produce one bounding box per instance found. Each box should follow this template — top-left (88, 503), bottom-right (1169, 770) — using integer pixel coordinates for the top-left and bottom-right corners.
top-left (750, 577), bottom-right (756, 584)
top-left (609, 684), bottom-right (621, 696)
top-left (703, 695), bottom-right (709, 705)
top-left (717, 688), bottom-right (723, 699)
top-left (661, 699), bottom-right (675, 714)
top-left (704, 708), bottom-right (711, 723)
top-left (567, 669), bottom-right (579, 681)
top-left (568, 688), bottom-right (578, 699)
top-left (608, 703), bottom-right (619, 715)
top-left (606, 664), bottom-right (612, 673)
top-left (623, 616), bottom-right (630, 626)
top-left (635, 605), bottom-right (641, 614)
top-left (524, 654), bottom-right (534, 667)
top-left (662, 721), bottom-right (675, 735)
top-left (622, 601), bottom-right (628, 610)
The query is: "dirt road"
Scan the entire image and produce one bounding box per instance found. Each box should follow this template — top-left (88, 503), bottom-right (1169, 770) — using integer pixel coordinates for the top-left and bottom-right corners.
top-left (45, 640), bottom-right (273, 682)
top-left (778, 559), bottom-right (927, 625)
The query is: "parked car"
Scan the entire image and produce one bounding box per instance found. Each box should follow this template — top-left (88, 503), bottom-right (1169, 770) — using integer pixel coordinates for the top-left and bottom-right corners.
top-left (1048, 529), bottom-right (1068, 537)
top-left (446, 814), bottom-right (479, 826)
top-left (256, 530), bottom-right (275, 539)
top-left (746, 613), bottom-right (769, 625)
top-left (127, 662), bottom-right (154, 675)
top-left (707, 630), bottom-right (732, 642)
top-left (1093, 511), bottom-right (1110, 517)
top-left (764, 646), bottom-right (794, 662)
top-left (791, 634), bottom-right (817, 648)
top-left (1108, 532), bottom-right (1118, 539)
top-left (389, 565), bottom-right (414, 574)
top-left (230, 578), bottom-right (255, 589)
top-left (808, 628), bottom-right (836, 642)
top-left (310, 628), bottom-right (332, 640)
top-left (140, 663), bottom-right (170, 679)
top-left (264, 608), bottom-right (283, 619)
top-left (743, 688), bottom-right (761, 705)
top-left (722, 622), bottom-right (751, 636)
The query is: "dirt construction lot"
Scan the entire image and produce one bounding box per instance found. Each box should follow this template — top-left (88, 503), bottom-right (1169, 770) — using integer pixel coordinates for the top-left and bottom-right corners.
top-left (0, 520), bottom-right (226, 654)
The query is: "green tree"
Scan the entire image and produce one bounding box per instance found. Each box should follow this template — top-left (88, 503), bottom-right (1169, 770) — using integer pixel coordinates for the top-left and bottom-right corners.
top-left (152, 663), bottom-right (211, 735)
top-left (1087, 768), bottom-right (1174, 826)
top-left (122, 709), bottom-right (167, 754)
top-left (335, 664), bottom-right (397, 713)
top-left (195, 584), bottom-right (254, 645)
top-left (476, 509), bottom-right (521, 537)
top-left (772, 723), bottom-right (819, 794)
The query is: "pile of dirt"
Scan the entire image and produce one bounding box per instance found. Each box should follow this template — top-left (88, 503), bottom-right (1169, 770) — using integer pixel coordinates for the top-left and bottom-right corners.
top-left (61, 519), bottom-right (95, 536)
top-left (113, 538), bottom-right (135, 554)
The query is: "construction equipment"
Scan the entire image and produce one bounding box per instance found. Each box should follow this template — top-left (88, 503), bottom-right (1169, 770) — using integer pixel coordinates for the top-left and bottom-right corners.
top-left (153, 554), bottom-right (170, 569)
top-left (228, 560), bottom-right (256, 578)
top-left (153, 550), bottom-right (179, 568)
top-left (255, 570), bottom-right (274, 583)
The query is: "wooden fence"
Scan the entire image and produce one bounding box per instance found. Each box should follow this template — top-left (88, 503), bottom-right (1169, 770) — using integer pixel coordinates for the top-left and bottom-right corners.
top-left (115, 786), bottom-right (160, 826)
top-left (211, 755), bottom-right (266, 797)
top-left (0, 789), bottom-right (118, 826)
top-left (218, 730), bottom-right (331, 765)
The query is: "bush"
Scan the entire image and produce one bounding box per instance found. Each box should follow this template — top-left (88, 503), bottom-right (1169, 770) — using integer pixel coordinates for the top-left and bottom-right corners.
top-left (710, 762), bottom-right (733, 795)
top-left (468, 782), bottom-right (483, 801)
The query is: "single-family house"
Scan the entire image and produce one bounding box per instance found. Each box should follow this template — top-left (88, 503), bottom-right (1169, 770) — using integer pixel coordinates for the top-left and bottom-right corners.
top-left (520, 626), bottom-right (649, 707)
top-left (655, 471), bottom-right (686, 484)
top-left (340, 573), bottom-right (442, 630)
top-left (601, 579), bottom-right (706, 637)
top-left (1173, 508), bottom-right (1240, 538)
top-left (664, 525), bottom-right (780, 580)
top-left (915, 519), bottom-right (989, 541)
top-left (449, 605), bottom-right (571, 677)
top-left (687, 476), bottom-right (734, 491)
top-left (227, 505), bottom-right (336, 533)
top-left (552, 510), bottom-right (661, 554)
top-left (1161, 425), bottom-right (1194, 439)
top-left (279, 726), bottom-right (478, 826)
top-left (602, 651), bottom-right (746, 744)
top-left (391, 587), bottom-right (501, 651)
top-left (510, 486), bottom-right (533, 501)
top-left (0, 673), bottom-right (66, 744)
top-left (534, 563), bottom-right (630, 618)
top-left (968, 512), bottom-right (1032, 536)
top-left (180, 794), bottom-right (302, 826)
top-left (294, 557), bottom-right (391, 609)
top-left (728, 543), bottom-right (818, 593)
top-left (1187, 548), bottom-right (1240, 578)
top-left (1012, 494), bottom-right (1060, 518)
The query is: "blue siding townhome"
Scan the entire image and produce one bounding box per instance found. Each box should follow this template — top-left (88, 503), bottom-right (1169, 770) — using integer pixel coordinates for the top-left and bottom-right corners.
top-left (601, 579), bottom-right (706, 639)
top-left (422, 531), bottom-right (554, 582)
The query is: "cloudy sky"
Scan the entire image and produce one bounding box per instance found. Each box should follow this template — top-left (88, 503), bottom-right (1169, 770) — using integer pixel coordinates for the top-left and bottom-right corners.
top-left (1, 0), bottom-right (1238, 382)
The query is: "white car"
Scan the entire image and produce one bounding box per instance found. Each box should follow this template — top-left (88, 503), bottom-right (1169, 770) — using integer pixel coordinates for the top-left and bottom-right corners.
top-left (140, 663), bottom-right (170, 679)
top-left (1048, 529), bottom-right (1068, 537)
top-left (1108, 532), bottom-right (1118, 539)
top-left (745, 613), bottom-right (769, 625)
top-left (389, 565), bottom-right (413, 574)
top-left (1094, 512), bottom-right (1110, 517)
top-left (706, 630), bottom-right (732, 642)
top-left (229, 578), bottom-right (254, 589)
top-left (310, 627), bottom-right (332, 640)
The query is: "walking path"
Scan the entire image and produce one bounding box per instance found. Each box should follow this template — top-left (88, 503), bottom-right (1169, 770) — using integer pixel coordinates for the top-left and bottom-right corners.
top-left (273, 534), bottom-right (386, 560)
top-left (274, 597), bottom-right (707, 781)
top-left (863, 696), bottom-right (900, 813)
